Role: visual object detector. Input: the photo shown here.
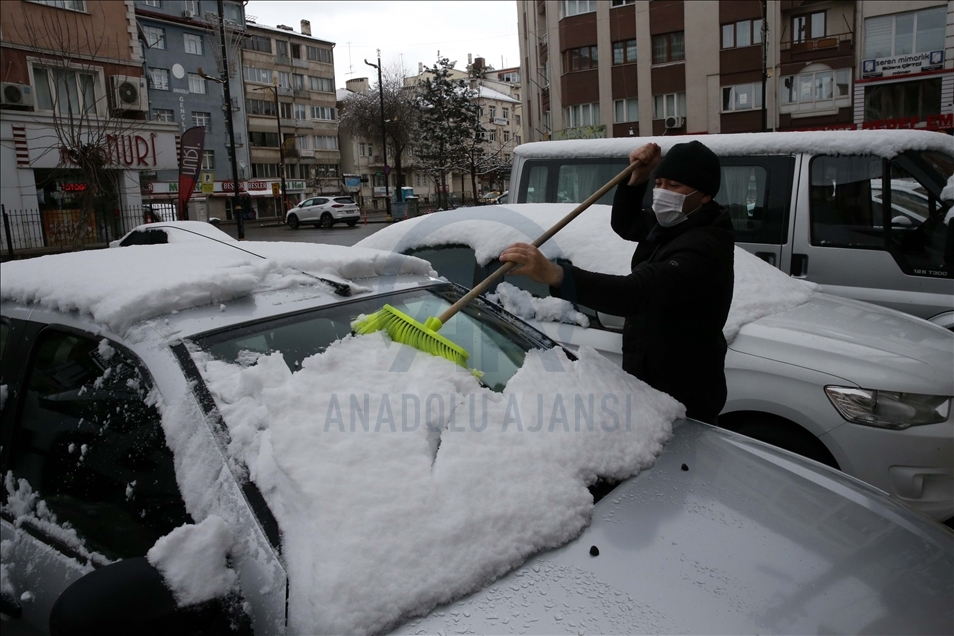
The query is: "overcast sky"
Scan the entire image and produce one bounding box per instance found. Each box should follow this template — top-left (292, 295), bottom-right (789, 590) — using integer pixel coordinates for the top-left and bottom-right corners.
top-left (244, 1), bottom-right (521, 89)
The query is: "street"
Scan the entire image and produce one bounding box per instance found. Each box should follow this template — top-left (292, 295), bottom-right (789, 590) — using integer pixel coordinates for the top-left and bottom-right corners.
top-left (218, 219), bottom-right (387, 247)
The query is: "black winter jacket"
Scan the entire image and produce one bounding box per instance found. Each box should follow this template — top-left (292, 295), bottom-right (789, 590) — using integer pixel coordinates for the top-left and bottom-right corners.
top-left (552, 181), bottom-right (735, 423)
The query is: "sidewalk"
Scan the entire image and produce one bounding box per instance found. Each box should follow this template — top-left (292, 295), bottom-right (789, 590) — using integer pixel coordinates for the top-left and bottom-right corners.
top-left (249, 209), bottom-right (419, 228)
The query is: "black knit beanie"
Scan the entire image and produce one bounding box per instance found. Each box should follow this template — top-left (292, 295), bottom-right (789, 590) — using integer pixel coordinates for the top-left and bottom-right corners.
top-left (655, 140), bottom-right (721, 196)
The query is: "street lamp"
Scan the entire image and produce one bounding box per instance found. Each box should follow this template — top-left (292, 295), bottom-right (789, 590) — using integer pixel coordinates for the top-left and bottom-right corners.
top-left (364, 50), bottom-right (391, 222)
top-left (250, 82), bottom-right (289, 220)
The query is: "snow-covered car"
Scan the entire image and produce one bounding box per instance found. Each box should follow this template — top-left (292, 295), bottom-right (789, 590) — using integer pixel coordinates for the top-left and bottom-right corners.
top-left (1, 242), bottom-right (952, 635)
top-left (109, 221), bottom-right (236, 248)
top-left (355, 203), bottom-right (954, 522)
top-left (286, 196), bottom-right (360, 229)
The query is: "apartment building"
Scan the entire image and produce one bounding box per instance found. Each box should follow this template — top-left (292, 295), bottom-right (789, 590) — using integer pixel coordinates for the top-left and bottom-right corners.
top-left (136, 0), bottom-right (250, 221)
top-left (517, 0), bottom-right (953, 141)
top-left (0, 0), bottom-right (180, 242)
top-left (241, 19), bottom-right (339, 218)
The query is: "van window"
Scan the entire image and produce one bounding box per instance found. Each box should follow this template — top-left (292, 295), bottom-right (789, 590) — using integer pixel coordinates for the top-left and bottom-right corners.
top-left (557, 163), bottom-right (624, 205)
top-left (524, 165), bottom-right (549, 203)
top-left (716, 165), bottom-right (769, 236)
top-left (810, 156), bottom-right (884, 248)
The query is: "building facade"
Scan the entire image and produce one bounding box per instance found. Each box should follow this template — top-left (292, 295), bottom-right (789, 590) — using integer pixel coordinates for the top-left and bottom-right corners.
top-left (0, 0), bottom-right (180, 249)
top-left (135, 0), bottom-right (250, 222)
top-left (517, 0), bottom-right (953, 141)
top-left (240, 19), bottom-right (339, 218)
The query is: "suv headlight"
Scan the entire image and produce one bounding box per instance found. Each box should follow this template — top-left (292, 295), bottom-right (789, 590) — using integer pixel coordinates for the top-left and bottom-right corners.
top-left (824, 386), bottom-right (951, 430)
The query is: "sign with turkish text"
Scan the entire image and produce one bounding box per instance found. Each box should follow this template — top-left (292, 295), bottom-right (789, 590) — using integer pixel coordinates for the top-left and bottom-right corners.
top-left (177, 126), bottom-right (206, 216)
top-left (861, 50), bottom-right (945, 79)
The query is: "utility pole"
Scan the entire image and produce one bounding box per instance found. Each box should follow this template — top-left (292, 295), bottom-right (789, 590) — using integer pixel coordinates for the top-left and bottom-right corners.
top-left (217, 0), bottom-right (244, 239)
top-left (272, 82), bottom-right (288, 219)
top-left (365, 51), bottom-right (391, 221)
top-left (761, 0), bottom-right (769, 132)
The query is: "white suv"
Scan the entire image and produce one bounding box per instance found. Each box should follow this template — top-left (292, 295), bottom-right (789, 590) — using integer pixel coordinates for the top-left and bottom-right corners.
top-left (287, 196), bottom-right (360, 229)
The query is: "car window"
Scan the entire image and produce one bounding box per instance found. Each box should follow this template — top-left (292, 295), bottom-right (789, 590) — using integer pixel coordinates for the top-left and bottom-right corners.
top-left (333, 197), bottom-right (355, 204)
top-left (0, 319), bottom-right (8, 361)
top-left (405, 246), bottom-right (480, 288)
top-left (12, 328), bottom-right (191, 560)
top-left (314, 198), bottom-right (329, 205)
top-left (195, 284), bottom-right (555, 393)
top-left (301, 198), bottom-right (316, 207)
top-left (120, 229), bottom-right (169, 247)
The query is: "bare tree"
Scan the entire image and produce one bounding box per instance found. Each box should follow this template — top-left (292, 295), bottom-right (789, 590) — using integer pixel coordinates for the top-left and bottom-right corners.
top-left (15, 4), bottom-right (147, 249)
top-left (338, 64), bottom-right (417, 193)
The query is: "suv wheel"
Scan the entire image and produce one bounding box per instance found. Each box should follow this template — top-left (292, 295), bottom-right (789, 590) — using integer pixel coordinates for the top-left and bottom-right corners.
top-left (319, 213), bottom-right (334, 229)
top-left (346, 219), bottom-right (358, 227)
top-left (286, 214), bottom-right (300, 230)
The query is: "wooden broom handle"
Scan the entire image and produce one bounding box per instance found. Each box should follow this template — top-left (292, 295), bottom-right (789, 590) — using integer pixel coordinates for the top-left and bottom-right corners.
top-left (436, 159), bottom-right (642, 325)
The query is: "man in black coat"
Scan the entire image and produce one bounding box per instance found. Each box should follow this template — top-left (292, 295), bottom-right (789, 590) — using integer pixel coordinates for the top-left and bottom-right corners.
top-left (499, 141), bottom-right (735, 424)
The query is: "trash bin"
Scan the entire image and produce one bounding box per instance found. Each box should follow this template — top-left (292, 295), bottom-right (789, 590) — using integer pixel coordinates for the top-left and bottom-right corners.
top-left (406, 197), bottom-right (420, 218)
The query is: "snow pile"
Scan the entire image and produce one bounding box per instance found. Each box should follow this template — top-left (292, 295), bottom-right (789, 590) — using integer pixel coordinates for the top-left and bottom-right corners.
top-left (515, 129), bottom-right (954, 160)
top-left (0, 242), bottom-right (434, 334)
top-left (147, 515), bottom-right (238, 607)
top-left (488, 282), bottom-right (590, 326)
top-left (356, 204), bottom-right (818, 342)
top-left (193, 333), bottom-right (679, 634)
top-left (942, 175), bottom-right (954, 203)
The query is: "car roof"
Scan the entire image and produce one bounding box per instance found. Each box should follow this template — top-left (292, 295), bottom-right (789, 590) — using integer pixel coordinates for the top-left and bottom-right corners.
top-left (1, 241), bottom-right (436, 336)
top-left (115, 221), bottom-right (237, 244)
top-left (514, 129), bottom-right (954, 160)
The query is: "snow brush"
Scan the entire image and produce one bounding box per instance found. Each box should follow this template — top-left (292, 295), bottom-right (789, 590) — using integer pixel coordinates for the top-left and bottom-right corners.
top-left (352, 159), bottom-right (644, 367)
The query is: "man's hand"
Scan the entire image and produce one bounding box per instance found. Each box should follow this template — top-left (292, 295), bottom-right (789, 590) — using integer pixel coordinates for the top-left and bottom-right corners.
top-left (499, 243), bottom-right (564, 286)
top-left (627, 143), bottom-right (661, 186)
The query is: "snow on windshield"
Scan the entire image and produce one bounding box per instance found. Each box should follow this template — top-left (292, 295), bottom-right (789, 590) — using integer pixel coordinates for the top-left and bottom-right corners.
top-left (192, 332), bottom-right (680, 634)
top-left (355, 204), bottom-right (817, 341)
top-left (0, 242), bottom-right (434, 334)
top-left (488, 282), bottom-right (590, 326)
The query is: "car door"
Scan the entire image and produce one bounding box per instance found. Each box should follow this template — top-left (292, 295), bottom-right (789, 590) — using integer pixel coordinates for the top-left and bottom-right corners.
top-left (0, 322), bottom-right (192, 633)
top-left (299, 198), bottom-right (328, 223)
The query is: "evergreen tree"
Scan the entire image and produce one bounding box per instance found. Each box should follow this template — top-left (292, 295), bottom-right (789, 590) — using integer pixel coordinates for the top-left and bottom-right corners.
top-left (413, 56), bottom-right (482, 209)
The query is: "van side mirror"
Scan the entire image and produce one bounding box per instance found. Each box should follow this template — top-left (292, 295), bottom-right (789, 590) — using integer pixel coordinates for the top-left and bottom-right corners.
top-left (49, 557), bottom-right (242, 636)
top-left (597, 312), bottom-right (625, 332)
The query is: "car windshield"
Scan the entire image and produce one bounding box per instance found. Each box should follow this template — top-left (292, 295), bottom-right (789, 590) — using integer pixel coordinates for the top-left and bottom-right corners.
top-left (192, 283), bottom-right (554, 391)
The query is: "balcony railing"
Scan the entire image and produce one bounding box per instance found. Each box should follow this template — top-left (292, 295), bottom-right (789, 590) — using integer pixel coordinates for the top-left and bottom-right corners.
top-left (780, 31), bottom-right (852, 53)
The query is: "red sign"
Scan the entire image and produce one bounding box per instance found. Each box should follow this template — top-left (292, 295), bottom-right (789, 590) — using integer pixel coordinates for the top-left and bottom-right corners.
top-left (62, 183), bottom-right (88, 192)
top-left (177, 126), bottom-right (206, 218)
top-left (791, 113), bottom-right (954, 133)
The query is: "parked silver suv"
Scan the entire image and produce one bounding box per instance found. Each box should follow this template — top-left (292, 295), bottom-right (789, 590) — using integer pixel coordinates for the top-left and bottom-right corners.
top-left (286, 196), bottom-right (360, 229)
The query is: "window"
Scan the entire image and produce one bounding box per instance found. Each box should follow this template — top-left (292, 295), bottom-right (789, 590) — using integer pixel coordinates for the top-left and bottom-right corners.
top-left (33, 67), bottom-right (97, 115)
top-left (307, 46), bottom-right (332, 63)
top-left (781, 68), bottom-right (851, 109)
top-left (252, 163), bottom-right (279, 178)
top-left (191, 111), bottom-right (211, 130)
top-left (315, 164), bottom-right (339, 177)
top-left (614, 97), bottom-right (639, 123)
top-left (311, 105), bottom-right (336, 120)
top-left (561, 0), bottom-right (597, 17)
top-left (308, 76), bottom-right (334, 92)
top-left (359, 142), bottom-right (373, 157)
top-left (314, 135), bottom-right (338, 150)
top-left (278, 72), bottom-right (290, 89)
top-left (246, 98), bottom-right (276, 116)
top-left (249, 131), bottom-right (279, 147)
top-left (276, 40), bottom-right (288, 57)
top-left (611, 0), bottom-right (635, 6)
top-left (564, 45), bottom-right (598, 72)
top-left (564, 102), bottom-right (600, 128)
top-left (12, 330), bottom-right (191, 560)
top-left (489, 105), bottom-right (497, 119)
top-left (279, 102), bottom-right (293, 119)
top-left (653, 92), bottom-right (687, 119)
top-left (188, 73), bottom-right (206, 94)
top-left (864, 6), bottom-right (946, 60)
top-left (291, 43), bottom-right (301, 59)
top-left (141, 0), bottom-right (159, 5)
top-left (31, 0), bottom-right (87, 9)
top-left (613, 39), bottom-right (637, 64)
top-left (184, 0), bottom-right (199, 14)
top-left (202, 150), bottom-right (215, 170)
top-left (503, 130), bottom-right (511, 142)
top-left (722, 84), bottom-right (762, 112)
top-left (864, 78), bottom-right (942, 121)
top-left (652, 32), bottom-right (684, 64)
top-left (142, 25), bottom-right (165, 49)
top-left (183, 33), bottom-right (203, 55)
top-left (489, 129), bottom-right (497, 142)
top-left (153, 107), bottom-right (174, 121)
top-left (291, 74), bottom-right (304, 90)
top-left (793, 11), bottom-right (825, 43)
top-left (294, 104), bottom-right (307, 120)
top-left (515, 114), bottom-right (521, 126)
top-left (243, 65), bottom-right (272, 83)
top-left (515, 134), bottom-right (522, 144)
top-left (499, 71), bottom-right (520, 82)
top-left (244, 34), bottom-right (272, 53)
top-left (149, 67), bottom-right (169, 90)
top-left (722, 19), bottom-right (762, 49)
top-left (502, 106), bottom-right (510, 119)
top-left (222, 1), bottom-right (241, 23)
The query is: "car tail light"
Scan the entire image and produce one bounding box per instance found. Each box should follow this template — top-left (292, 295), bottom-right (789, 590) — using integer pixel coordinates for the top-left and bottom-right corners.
top-left (332, 204), bottom-right (344, 208)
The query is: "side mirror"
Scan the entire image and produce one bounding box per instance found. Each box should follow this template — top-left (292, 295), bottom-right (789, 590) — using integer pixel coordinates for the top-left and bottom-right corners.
top-left (597, 312), bottom-right (625, 332)
top-left (49, 557), bottom-right (244, 636)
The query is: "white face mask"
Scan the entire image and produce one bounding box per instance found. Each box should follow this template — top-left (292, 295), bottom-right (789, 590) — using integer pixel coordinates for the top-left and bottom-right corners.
top-left (652, 187), bottom-right (697, 227)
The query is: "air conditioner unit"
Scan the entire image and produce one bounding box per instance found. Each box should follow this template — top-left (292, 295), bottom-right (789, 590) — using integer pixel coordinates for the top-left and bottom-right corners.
top-left (1, 82), bottom-right (35, 109)
top-left (664, 115), bottom-right (684, 129)
top-left (111, 75), bottom-right (147, 112)
top-left (182, 9), bottom-right (194, 18)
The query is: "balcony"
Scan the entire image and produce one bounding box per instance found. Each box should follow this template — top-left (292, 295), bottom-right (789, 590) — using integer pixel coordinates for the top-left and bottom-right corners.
top-left (780, 32), bottom-right (853, 65)
top-left (275, 54), bottom-right (292, 66)
top-left (292, 58), bottom-right (309, 69)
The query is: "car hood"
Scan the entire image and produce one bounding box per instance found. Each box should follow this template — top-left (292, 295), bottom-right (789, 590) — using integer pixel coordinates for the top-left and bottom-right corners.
top-left (393, 420), bottom-right (954, 635)
top-left (730, 292), bottom-right (954, 394)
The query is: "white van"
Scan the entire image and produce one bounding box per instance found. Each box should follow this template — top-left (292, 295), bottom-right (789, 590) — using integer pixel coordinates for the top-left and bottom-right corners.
top-left (510, 130), bottom-right (954, 329)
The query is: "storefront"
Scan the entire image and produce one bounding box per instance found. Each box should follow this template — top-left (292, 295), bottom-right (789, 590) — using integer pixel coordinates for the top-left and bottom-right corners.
top-left (146, 179), bottom-right (307, 221)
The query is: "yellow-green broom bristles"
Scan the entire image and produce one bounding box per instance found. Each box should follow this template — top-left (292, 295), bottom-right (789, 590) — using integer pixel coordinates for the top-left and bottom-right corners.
top-left (352, 304), bottom-right (470, 367)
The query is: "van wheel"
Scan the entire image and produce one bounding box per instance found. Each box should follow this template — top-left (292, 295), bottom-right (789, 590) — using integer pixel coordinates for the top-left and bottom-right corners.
top-left (286, 214), bottom-right (300, 230)
top-left (319, 213), bottom-right (334, 229)
top-left (719, 412), bottom-right (839, 469)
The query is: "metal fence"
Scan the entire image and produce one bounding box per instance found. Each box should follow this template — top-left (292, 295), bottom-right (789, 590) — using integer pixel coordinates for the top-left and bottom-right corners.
top-left (1, 204), bottom-right (179, 259)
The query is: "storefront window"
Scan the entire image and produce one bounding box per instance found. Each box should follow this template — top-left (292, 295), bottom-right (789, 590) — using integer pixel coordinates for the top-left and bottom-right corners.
top-left (864, 78), bottom-right (942, 121)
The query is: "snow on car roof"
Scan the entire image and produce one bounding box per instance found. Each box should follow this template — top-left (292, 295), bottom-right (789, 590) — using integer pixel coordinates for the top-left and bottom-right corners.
top-left (355, 204), bottom-right (817, 341)
top-left (117, 221), bottom-right (237, 243)
top-left (515, 129), bottom-right (954, 160)
top-left (0, 241), bottom-right (435, 334)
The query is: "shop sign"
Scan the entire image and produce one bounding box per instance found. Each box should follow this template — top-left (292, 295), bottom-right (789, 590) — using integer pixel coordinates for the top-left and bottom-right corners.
top-left (789, 113), bottom-right (953, 133)
top-left (373, 186), bottom-right (388, 197)
top-left (25, 127), bottom-right (178, 170)
top-left (861, 50), bottom-right (945, 79)
top-left (286, 180), bottom-right (306, 191)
